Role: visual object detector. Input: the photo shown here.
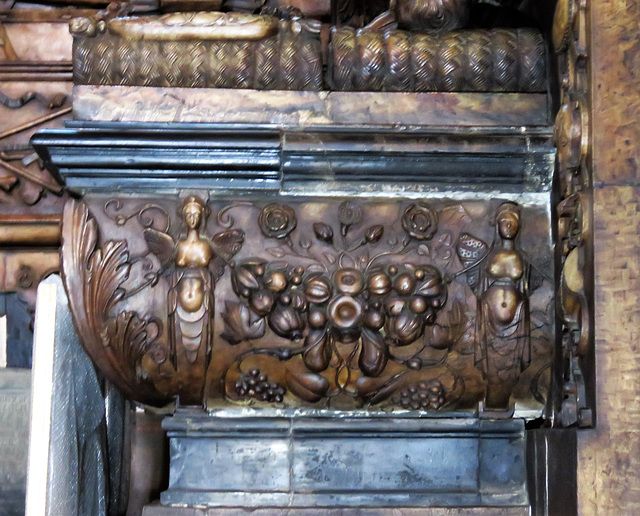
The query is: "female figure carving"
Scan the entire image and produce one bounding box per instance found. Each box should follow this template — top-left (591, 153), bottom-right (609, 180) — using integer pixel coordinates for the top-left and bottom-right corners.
top-left (474, 202), bottom-right (530, 410)
top-left (144, 196), bottom-right (243, 404)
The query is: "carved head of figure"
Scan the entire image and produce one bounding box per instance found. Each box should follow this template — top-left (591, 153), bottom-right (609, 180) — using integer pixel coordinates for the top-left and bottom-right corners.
top-left (396, 0), bottom-right (469, 32)
top-left (182, 195), bottom-right (207, 231)
top-left (496, 202), bottom-right (521, 241)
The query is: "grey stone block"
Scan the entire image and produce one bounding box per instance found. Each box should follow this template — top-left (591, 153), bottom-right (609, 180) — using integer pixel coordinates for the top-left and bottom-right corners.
top-left (0, 369), bottom-right (30, 516)
top-left (160, 413), bottom-right (528, 509)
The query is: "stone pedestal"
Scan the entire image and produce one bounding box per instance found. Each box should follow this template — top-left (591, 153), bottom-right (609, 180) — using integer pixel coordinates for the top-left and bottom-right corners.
top-left (157, 412), bottom-right (528, 511)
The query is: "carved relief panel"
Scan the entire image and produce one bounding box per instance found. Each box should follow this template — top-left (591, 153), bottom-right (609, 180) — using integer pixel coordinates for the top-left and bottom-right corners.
top-left (62, 196), bottom-right (554, 414)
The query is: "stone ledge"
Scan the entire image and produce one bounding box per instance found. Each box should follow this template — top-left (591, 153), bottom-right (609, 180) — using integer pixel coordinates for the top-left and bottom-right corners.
top-left (73, 86), bottom-right (550, 128)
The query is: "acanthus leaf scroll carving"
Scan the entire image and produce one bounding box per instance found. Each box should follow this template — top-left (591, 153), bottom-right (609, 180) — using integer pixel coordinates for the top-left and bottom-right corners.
top-left (61, 199), bottom-right (166, 405)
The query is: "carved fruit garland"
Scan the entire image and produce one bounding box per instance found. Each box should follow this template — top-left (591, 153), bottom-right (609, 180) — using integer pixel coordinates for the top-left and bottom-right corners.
top-left (221, 201), bottom-right (452, 406)
top-left (61, 200), bottom-right (166, 405)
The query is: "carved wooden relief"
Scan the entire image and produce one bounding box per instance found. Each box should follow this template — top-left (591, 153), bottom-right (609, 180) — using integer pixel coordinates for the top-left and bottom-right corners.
top-left (62, 197), bottom-right (554, 413)
top-left (395, 0), bottom-right (468, 32)
top-left (329, 27), bottom-right (546, 92)
top-left (0, 10), bottom-right (74, 311)
top-left (552, 0), bottom-right (595, 427)
top-left (70, 9), bottom-right (547, 93)
top-left (70, 12), bottom-right (323, 90)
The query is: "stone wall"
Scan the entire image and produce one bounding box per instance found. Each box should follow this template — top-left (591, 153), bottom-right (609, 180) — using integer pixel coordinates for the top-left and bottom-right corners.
top-left (578, 0), bottom-right (640, 512)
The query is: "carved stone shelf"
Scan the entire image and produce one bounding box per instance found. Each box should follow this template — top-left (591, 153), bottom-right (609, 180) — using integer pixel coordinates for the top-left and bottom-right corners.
top-left (160, 413), bottom-right (529, 509)
top-left (72, 87), bottom-right (550, 127)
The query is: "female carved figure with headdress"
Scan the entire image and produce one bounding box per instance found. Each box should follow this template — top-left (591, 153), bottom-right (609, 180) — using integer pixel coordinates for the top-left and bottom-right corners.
top-left (475, 202), bottom-right (531, 410)
top-left (144, 196), bottom-right (243, 404)
top-left (457, 201), bottom-right (531, 411)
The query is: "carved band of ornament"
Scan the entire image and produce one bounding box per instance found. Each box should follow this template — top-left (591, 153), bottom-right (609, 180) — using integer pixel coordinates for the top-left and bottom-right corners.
top-left (329, 27), bottom-right (547, 93)
top-left (556, 189), bottom-right (590, 353)
top-left (553, 96), bottom-right (589, 188)
top-left (59, 197), bottom-right (551, 413)
top-left (70, 13), bottom-right (547, 93)
top-left (72, 25), bottom-right (322, 90)
top-left (552, 0), bottom-right (594, 427)
top-left (552, 0), bottom-right (577, 53)
top-left (0, 215), bottom-right (61, 247)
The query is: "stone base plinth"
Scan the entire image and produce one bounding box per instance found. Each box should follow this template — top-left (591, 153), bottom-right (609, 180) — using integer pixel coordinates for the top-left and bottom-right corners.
top-left (158, 413), bottom-right (528, 510)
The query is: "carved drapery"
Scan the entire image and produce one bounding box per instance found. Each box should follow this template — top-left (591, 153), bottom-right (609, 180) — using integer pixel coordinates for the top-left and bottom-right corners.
top-left (61, 196), bottom-right (554, 412)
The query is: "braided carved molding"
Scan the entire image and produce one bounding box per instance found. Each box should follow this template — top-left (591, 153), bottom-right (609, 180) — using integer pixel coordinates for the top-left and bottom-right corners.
top-left (70, 12), bottom-right (547, 93)
top-left (329, 27), bottom-right (547, 93)
top-left (72, 16), bottom-right (322, 91)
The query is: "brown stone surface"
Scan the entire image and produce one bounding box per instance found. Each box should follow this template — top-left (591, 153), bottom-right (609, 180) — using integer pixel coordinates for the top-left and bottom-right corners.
top-left (4, 22), bottom-right (72, 62)
top-left (579, 186), bottom-right (640, 515)
top-left (590, 0), bottom-right (640, 186)
top-left (578, 0), bottom-right (640, 509)
top-left (73, 86), bottom-right (550, 127)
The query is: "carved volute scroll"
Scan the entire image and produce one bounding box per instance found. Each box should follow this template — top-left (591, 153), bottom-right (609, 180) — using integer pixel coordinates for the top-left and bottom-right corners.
top-left (61, 197), bottom-right (554, 413)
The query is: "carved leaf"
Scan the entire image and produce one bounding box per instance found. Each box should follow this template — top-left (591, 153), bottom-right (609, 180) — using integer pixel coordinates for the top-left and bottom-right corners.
top-left (62, 200), bottom-right (98, 316)
top-left (285, 370), bottom-right (329, 403)
top-left (88, 240), bottom-right (131, 318)
top-left (221, 301), bottom-right (266, 344)
top-left (62, 200), bottom-right (131, 332)
top-left (303, 329), bottom-right (331, 373)
top-left (324, 252), bottom-right (337, 264)
top-left (267, 247), bottom-right (286, 258)
top-left (358, 328), bottom-right (388, 377)
top-left (103, 311), bottom-right (156, 382)
top-left (306, 264), bottom-right (325, 275)
top-left (355, 374), bottom-right (402, 405)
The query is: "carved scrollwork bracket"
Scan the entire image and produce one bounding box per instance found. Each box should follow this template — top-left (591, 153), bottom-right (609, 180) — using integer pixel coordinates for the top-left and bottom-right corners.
top-left (61, 200), bottom-right (168, 405)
